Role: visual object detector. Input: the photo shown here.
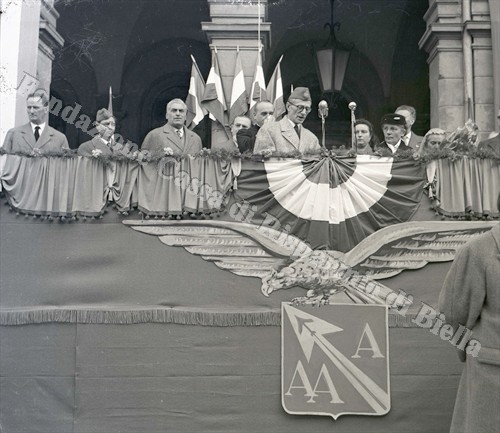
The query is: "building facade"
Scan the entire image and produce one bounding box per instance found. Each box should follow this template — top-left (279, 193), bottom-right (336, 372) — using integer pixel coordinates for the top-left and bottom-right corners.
top-left (1, 0), bottom-right (499, 148)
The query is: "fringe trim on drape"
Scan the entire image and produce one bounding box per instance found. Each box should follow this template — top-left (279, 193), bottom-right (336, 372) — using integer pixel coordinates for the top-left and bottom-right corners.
top-left (0, 307), bottom-right (422, 328)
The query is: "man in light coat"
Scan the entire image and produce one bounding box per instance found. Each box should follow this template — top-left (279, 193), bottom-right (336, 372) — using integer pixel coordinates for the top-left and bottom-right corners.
top-left (2, 89), bottom-right (69, 153)
top-left (141, 99), bottom-right (202, 156)
top-left (254, 87), bottom-right (320, 154)
top-left (438, 192), bottom-right (500, 433)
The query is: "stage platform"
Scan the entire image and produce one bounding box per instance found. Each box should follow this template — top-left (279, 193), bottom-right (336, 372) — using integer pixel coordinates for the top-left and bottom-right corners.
top-left (0, 197), bottom-right (465, 432)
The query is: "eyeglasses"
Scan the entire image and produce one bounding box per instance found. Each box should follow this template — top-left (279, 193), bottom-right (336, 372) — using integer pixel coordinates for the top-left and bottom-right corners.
top-left (288, 102), bottom-right (312, 113)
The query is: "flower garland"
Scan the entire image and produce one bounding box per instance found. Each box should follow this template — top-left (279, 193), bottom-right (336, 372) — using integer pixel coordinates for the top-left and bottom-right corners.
top-left (1, 146), bottom-right (498, 163)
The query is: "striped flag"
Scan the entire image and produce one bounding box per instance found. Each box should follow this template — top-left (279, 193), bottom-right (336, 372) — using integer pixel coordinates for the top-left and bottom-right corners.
top-left (201, 49), bottom-right (227, 126)
top-left (229, 49), bottom-right (248, 125)
top-left (233, 156), bottom-right (425, 252)
top-left (249, 48), bottom-right (267, 109)
top-left (186, 55), bottom-right (208, 129)
top-left (108, 86), bottom-right (113, 115)
top-left (266, 55), bottom-right (285, 120)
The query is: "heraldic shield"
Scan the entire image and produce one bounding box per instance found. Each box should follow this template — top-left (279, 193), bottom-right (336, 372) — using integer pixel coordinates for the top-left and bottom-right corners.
top-left (281, 303), bottom-right (390, 419)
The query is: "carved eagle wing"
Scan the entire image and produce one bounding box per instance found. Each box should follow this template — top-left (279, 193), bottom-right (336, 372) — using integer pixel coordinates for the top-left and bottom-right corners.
top-left (123, 219), bottom-right (311, 278)
top-left (343, 221), bottom-right (497, 280)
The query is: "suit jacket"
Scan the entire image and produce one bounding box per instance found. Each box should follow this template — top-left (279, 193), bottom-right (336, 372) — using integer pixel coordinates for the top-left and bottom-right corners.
top-left (2, 123), bottom-right (69, 153)
top-left (236, 124), bottom-right (259, 153)
top-left (254, 117), bottom-right (321, 154)
top-left (77, 136), bottom-right (117, 157)
top-left (438, 224), bottom-right (500, 433)
top-left (376, 140), bottom-right (412, 155)
top-left (407, 132), bottom-right (423, 150)
top-left (211, 137), bottom-right (239, 152)
top-left (141, 123), bottom-right (202, 155)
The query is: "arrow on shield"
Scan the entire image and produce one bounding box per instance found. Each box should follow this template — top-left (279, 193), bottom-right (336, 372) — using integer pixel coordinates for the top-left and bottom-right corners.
top-left (284, 304), bottom-right (390, 414)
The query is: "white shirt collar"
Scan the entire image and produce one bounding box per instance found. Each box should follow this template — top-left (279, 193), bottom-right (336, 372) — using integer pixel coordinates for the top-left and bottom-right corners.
top-left (31, 122), bottom-right (45, 134)
top-left (402, 131), bottom-right (412, 145)
top-left (99, 136), bottom-right (114, 146)
top-left (387, 140), bottom-right (402, 154)
top-left (286, 116), bottom-right (300, 130)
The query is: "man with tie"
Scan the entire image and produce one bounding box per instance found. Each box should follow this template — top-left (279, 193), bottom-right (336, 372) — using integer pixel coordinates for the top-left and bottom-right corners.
top-left (2, 89), bottom-right (69, 153)
top-left (376, 113), bottom-right (412, 155)
top-left (77, 108), bottom-right (121, 156)
top-left (141, 99), bottom-right (202, 156)
top-left (395, 105), bottom-right (423, 150)
top-left (211, 115), bottom-right (251, 152)
top-left (254, 87), bottom-right (320, 154)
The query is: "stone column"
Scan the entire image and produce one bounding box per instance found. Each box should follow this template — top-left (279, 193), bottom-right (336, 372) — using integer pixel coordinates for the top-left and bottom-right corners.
top-left (0, 0), bottom-right (63, 145)
top-left (201, 0), bottom-right (271, 143)
top-left (420, 0), bottom-right (496, 138)
top-left (37, 0), bottom-right (64, 91)
top-left (0, 0), bottom-right (41, 144)
top-left (488, 0), bottom-right (500, 132)
top-left (419, 0), bottom-right (465, 132)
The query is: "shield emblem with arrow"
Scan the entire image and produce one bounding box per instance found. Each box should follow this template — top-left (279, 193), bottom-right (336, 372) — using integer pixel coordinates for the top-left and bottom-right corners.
top-left (281, 303), bottom-right (390, 419)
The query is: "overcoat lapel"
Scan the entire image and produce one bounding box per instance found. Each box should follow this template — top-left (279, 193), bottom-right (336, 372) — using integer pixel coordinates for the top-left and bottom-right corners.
top-left (280, 118), bottom-right (299, 149)
top-left (21, 124), bottom-right (37, 150)
top-left (162, 124), bottom-right (184, 153)
top-left (36, 126), bottom-right (54, 150)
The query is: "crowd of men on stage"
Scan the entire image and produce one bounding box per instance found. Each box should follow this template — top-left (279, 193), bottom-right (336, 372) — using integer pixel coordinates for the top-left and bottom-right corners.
top-left (3, 88), bottom-right (499, 158)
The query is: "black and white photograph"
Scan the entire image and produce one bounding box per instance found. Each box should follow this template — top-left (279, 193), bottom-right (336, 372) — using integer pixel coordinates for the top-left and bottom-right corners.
top-left (0, 0), bottom-right (499, 431)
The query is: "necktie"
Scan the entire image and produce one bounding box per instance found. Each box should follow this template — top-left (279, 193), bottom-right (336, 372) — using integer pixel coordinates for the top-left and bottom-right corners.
top-left (176, 128), bottom-right (183, 139)
top-left (34, 126), bottom-right (40, 141)
top-left (294, 124), bottom-right (300, 138)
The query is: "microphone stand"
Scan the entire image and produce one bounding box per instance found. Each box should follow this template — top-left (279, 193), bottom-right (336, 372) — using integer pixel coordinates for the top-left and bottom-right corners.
top-left (320, 114), bottom-right (326, 148)
top-left (349, 102), bottom-right (357, 153)
top-left (318, 102), bottom-right (329, 149)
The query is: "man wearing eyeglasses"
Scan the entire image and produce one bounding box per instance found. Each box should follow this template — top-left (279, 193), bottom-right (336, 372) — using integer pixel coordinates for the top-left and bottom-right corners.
top-left (254, 87), bottom-right (320, 154)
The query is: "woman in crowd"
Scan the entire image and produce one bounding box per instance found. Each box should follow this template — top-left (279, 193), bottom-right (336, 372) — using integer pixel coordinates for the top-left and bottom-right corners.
top-left (353, 119), bottom-right (379, 154)
top-left (418, 128), bottom-right (447, 156)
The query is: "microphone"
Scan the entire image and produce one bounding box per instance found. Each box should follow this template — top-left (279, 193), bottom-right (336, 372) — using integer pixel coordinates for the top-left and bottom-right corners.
top-left (348, 101), bottom-right (357, 111)
top-left (318, 100), bottom-right (329, 119)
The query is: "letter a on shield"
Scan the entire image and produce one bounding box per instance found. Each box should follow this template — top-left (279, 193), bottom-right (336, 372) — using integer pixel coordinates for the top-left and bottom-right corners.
top-left (281, 303), bottom-right (391, 419)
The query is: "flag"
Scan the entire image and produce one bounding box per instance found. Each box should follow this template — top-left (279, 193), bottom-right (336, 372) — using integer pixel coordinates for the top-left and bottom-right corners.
top-left (232, 156), bottom-right (425, 252)
top-left (186, 55), bottom-right (208, 129)
top-left (201, 48), bottom-right (227, 126)
top-left (266, 55), bottom-right (285, 120)
top-left (249, 48), bottom-right (267, 109)
top-left (229, 49), bottom-right (248, 125)
top-left (108, 86), bottom-right (113, 115)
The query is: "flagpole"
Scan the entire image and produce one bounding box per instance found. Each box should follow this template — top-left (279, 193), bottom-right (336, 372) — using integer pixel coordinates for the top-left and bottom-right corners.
top-left (190, 55), bottom-right (206, 86)
top-left (257, 0), bottom-right (261, 101)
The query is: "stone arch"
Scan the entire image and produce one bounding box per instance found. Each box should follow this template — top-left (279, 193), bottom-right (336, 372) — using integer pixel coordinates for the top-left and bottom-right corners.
top-left (119, 38), bottom-right (210, 145)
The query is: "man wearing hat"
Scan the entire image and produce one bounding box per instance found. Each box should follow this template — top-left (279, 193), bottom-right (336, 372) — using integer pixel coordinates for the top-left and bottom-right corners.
top-left (78, 108), bottom-right (119, 156)
top-left (2, 89), bottom-right (69, 153)
top-left (141, 99), bottom-right (202, 155)
top-left (376, 113), bottom-right (412, 155)
top-left (254, 87), bottom-right (320, 154)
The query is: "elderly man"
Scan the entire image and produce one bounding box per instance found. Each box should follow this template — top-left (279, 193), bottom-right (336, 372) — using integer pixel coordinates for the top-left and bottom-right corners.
top-left (212, 115), bottom-right (251, 152)
top-left (236, 100), bottom-right (274, 153)
top-left (78, 108), bottom-right (121, 156)
top-left (2, 89), bottom-right (69, 153)
top-left (254, 87), bottom-right (320, 154)
top-left (141, 98), bottom-right (202, 155)
top-left (376, 113), bottom-right (412, 155)
top-left (395, 105), bottom-right (423, 150)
